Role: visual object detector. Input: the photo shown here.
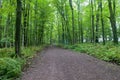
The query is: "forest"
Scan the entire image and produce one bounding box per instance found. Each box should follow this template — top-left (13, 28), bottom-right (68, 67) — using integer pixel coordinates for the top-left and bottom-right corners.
top-left (0, 0), bottom-right (120, 79)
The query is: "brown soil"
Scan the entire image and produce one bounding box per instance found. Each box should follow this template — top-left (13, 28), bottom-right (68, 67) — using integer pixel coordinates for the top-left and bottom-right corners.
top-left (21, 47), bottom-right (120, 80)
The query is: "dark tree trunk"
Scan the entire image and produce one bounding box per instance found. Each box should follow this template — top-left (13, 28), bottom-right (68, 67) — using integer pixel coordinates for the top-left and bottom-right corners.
top-left (23, 0), bottom-right (28, 47)
top-left (108, 0), bottom-right (118, 44)
top-left (91, 0), bottom-right (95, 43)
top-left (0, 0), bottom-right (2, 47)
top-left (95, 1), bottom-right (100, 43)
top-left (69, 0), bottom-right (75, 44)
top-left (64, 4), bottom-right (72, 44)
top-left (61, 20), bottom-right (65, 44)
top-left (27, 4), bottom-right (30, 46)
top-left (100, 0), bottom-right (105, 45)
top-left (57, 12), bottom-right (61, 43)
top-left (77, 0), bottom-right (83, 43)
top-left (80, 18), bottom-right (83, 43)
top-left (15, 0), bottom-right (22, 56)
top-left (77, 0), bottom-right (81, 43)
top-left (34, 0), bottom-right (38, 46)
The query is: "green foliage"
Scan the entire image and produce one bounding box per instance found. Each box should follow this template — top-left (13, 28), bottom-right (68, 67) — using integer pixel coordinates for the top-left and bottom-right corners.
top-left (0, 58), bottom-right (21, 80)
top-left (0, 46), bottom-right (44, 79)
top-left (0, 48), bottom-right (15, 58)
top-left (63, 43), bottom-right (120, 65)
top-left (21, 46), bottom-right (43, 58)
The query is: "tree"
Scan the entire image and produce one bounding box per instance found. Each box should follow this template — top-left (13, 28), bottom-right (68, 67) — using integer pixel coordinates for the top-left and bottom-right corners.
top-left (100, 0), bottom-right (105, 45)
top-left (0, 0), bottom-right (2, 47)
top-left (90, 0), bottom-right (95, 43)
top-left (15, 0), bottom-right (22, 56)
top-left (77, 0), bottom-right (83, 43)
top-left (69, 0), bottom-right (75, 44)
top-left (23, 0), bottom-right (28, 47)
top-left (108, 0), bottom-right (118, 44)
top-left (95, 0), bottom-right (100, 43)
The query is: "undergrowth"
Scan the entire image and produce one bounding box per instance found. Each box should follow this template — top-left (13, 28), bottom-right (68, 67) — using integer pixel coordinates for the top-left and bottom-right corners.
top-left (0, 46), bottom-right (45, 80)
top-left (61, 43), bottom-right (120, 65)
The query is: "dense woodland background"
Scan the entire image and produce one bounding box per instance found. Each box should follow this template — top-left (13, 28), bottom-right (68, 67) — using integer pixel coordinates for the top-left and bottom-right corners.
top-left (1, 0), bottom-right (120, 79)
top-left (0, 0), bottom-right (120, 53)
top-left (0, 0), bottom-right (120, 51)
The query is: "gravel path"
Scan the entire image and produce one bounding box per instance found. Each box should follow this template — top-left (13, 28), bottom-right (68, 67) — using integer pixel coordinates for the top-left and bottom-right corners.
top-left (21, 47), bottom-right (120, 80)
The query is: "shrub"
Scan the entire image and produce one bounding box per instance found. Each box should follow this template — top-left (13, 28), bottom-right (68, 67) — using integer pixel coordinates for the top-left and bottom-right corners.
top-left (0, 48), bottom-right (15, 58)
top-left (21, 46), bottom-right (42, 58)
top-left (0, 58), bottom-right (21, 79)
top-left (0, 46), bottom-right (45, 79)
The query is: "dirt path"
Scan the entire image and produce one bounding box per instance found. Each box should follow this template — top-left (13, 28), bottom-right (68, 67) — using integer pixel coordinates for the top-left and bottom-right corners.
top-left (21, 47), bottom-right (120, 80)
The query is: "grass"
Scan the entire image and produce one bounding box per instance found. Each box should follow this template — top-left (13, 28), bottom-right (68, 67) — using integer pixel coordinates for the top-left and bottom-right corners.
top-left (60, 43), bottom-right (120, 65)
top-left (0, 45), bottom-right (45, 80)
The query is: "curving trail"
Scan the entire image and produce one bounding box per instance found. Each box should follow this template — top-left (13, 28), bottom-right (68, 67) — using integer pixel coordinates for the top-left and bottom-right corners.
top-left (21, 47), bottom-right (120, 80)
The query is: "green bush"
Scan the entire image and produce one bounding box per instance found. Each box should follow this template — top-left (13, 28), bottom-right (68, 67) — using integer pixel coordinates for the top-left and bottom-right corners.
top-left (0, 48), bottom-right (15, 58)
top-left (0, 46), bottom-right (44, 79)
top-left (21, 46), bottom-right (42, 58)
top-left (0, 58), bottom-right (21, 79)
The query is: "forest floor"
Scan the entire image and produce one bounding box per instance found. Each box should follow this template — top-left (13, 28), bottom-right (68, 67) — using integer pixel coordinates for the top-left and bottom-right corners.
top-left (21, 46), bottom-right (120, 80)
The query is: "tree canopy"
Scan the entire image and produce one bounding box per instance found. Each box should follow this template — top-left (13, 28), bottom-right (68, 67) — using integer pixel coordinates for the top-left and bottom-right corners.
top-left (0, 0), bottom-right (120, 55)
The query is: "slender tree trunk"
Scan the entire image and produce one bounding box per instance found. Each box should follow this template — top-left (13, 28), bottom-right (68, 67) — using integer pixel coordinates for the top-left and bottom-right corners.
top-left (23, 0), bottom-right (28, 47)
top-left (15, 0), bottom-right (22, 56)
top-left (57, 14), bottom-right (60, 43)
top-left (5, 14), bottom-right (11, 47)
top-left (34, 0), bottom-right (38, 46)
top-left (27, 4), bottom-right (30, 46)
top-left (77, 0), bottom-right (83, 43)
top-left (95, 1), bottom-right (100, 43)
top-left (69, 0), bottom-right (75, 44)
top-left (64, 4), bottom-right (72, 44)
top-left (80, 18), bottom-right (83, 43)
top-left (50, 25), bottom-right (53, 44)
top-left (91, 0), bottom-right (95, 43)
top-left (77, 0), bottom-right (80, 43)
top-left (100, 0), bottom-right (105, 45)
top-left (0, 0), bottom-right (2, 47)
top-left (108, 0), bottom-right (118, 44)
top-left (61, 18), bottom-right (65, 44)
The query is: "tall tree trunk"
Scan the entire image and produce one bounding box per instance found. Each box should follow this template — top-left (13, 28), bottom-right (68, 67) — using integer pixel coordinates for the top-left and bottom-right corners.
top-left (69, 0), bottom-right (75, 44)
top-left (77, 0), bottom-right (83, 43)
top-left (108, 0), bottom-right (118, 44)
top-left (61, 19), bottom-right (65, 44)
top-left (15, 0), bottom-right (22, 56)
top-left (27, 4), bottom-right (30, 46)
top-left (23, 0), bottom-right (28, 47)
top-left (80, 18), bottom-right (83, 43)
top-left (0, 0), bottom-right (2, 47)
top-left (77, 0), bottom-right (80, 43)
top-left (34, 0), bottom-right (38, 46)
top-left (5, 14), bottom-right (11, 48)
top-left (57, 12), bottom-right (61, 43)
top-left (91, 0), bottom-right (95, 43)
top-left (50, 24), bottom-right (53, 44)
top-left (95, 1), bottom-right (100, 43)
top-left (100, 0), bottom-right (105, 45)
top-left (64, 4), bottom-right (72, 44)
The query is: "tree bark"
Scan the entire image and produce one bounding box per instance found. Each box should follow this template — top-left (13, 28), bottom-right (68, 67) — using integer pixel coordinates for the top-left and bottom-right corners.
top-left (0, 0), bottom-right (2, 47)
top-left (77, 0), bottom-right (83, 43)
top-left (23, 0), bottom-right (28, 47)
top-left (108, 0), bottom-right (118, 44)
top-left (69, 0), bottom-right (75, 44)
top-left (95, 1), bottom-right (100, 43)
top-left (15, 0), bottom-right (22, 56)
top-left (91, 0), bottom-right (95, 43)
top-left (100, 0), bottom-right (105, 45)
